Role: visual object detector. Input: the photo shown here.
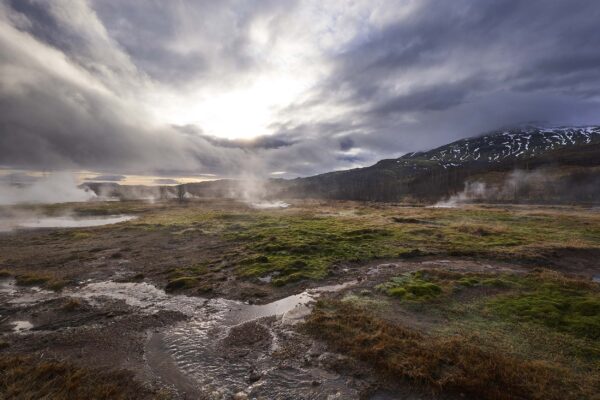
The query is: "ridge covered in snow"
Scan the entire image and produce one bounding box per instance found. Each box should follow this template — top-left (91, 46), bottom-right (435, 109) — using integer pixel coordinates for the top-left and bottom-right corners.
top-left (396, 126), bottom-right (600, 169)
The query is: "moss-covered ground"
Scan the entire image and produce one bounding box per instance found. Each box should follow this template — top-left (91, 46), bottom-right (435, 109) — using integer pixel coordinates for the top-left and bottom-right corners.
top-left (5, 200), bottom-right (598, 289)
top-left (128, 201), bottom-right (600, 286)
top-left (307, 269), bottom-right (600, 399)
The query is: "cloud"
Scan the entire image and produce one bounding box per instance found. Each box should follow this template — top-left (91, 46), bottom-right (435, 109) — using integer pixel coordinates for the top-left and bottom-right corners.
top-left (0, 0), bottom-right (599, 180)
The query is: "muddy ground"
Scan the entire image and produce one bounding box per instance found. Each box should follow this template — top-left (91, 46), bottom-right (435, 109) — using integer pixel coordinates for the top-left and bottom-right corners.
top-left (0, 200), bottom-right (598, 399)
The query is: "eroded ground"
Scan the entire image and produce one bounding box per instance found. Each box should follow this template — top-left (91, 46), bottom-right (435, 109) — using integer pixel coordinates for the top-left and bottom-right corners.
top-left (0, 200), bottom-right (598, 399)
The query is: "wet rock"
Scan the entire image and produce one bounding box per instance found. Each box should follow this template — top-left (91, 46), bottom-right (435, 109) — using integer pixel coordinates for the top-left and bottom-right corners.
top-left (318, 352), bottom-right (349, 370)
top-left (247, 368), bottom-right (261, 383)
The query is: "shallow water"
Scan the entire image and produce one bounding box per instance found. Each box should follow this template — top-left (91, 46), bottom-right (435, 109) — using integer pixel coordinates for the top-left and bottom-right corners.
top-left (250, 200), bottom-right (290, 209)
top-left (149, 281), bottom-right (357, 398)
top-left (2, 277), bottom-right (357, 398)
top-left (16, 215), bottom-right (136, 228)
top-left (12, 320), bottom-right (33, 332)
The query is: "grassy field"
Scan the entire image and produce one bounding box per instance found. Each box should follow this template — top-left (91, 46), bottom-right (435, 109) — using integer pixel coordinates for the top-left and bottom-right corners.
top-left (1, 200), bottom-right (599, 399)
top-left (306, 269), bottom-right (600, 399)
top-left (126, 201), bottom-right (600, 286)
top-left (0, 355), bottom-right (157, 400)
top-left (4, 200), bottom-right (599, 289)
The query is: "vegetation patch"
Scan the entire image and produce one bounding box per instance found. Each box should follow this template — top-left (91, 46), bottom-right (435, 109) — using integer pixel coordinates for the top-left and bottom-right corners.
top-left (165, 276), bottom-right (198, 292)
top-left (0, 354), bottom-right (153, 400)
top-left (14, 273), bottom-right (69, 291)
top-left (70, 231), bottom-right (93, 240)
top-left (376, 271), bottom-right (443, 301)
top-left (487, 278), bottom-right (600, 340)
top-left (15, 274), bottom-right (50, 286)
top-left (305, 300), bottom-right (587, 400)
top-left (62, 298), bottom-right (83, 312)
top-left (225, 214), bottom-right (404, 285)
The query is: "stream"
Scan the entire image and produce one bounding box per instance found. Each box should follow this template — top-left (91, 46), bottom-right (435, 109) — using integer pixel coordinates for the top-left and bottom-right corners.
top-left (0, 278), bottom-right (360, 399)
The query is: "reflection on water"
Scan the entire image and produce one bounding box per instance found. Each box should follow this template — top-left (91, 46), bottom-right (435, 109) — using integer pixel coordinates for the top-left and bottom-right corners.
top-left (2, 278), bottom-right (357, 398)
top-left (0, 214), bottom-right (136, 231)
top-left (12, 320), bottom-right (33, 332)
top-left (17, 215), bottom-right (136, 228)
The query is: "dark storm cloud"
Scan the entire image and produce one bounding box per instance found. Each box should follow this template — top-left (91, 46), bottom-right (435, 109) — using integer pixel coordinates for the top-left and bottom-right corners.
top-left (1, 0), bottom-right (599, 179)
top-left (90, 0), bottom-right (298, 85)
top-left (271, 0), bottom-right (600, 166)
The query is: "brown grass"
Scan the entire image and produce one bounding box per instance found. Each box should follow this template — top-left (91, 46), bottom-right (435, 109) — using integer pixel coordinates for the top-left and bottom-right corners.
top-left (61, 298), bottom-right (82, 312)
top-left (0, 354), bottom-right (154, 400)
top-left (305, 300), bottom-right (593, 400)
top-left (14, 273), bottom-right (69, 292)
top-left (452, 222), bottom-right (508, 236)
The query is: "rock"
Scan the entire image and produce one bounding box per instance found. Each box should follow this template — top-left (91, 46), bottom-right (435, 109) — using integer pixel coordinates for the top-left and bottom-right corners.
top-left (233, 392), bottom-right (248, 400)
top-left (247, 369), bottom-right (261, 383)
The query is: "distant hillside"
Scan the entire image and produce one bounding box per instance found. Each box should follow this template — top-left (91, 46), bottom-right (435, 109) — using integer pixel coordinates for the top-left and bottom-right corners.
top-left (85, 126), bottom-right (600, 204)
top-left (274, 126), bottom-right (600, 203)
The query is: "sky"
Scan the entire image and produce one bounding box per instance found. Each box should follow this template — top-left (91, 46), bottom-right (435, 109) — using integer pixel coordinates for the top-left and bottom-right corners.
top-left (1, 0), bottom-right (600, 183)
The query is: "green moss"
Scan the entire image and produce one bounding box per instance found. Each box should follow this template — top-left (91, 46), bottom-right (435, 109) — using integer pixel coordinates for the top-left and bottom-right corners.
top-left (480, 277), bottom-right (514, 288)
top-left (98, 201), bottom-right (600, 286)
top-left (377, 271), bottom-right (443, 301)
top-left (70, 231), bottom-right (93, 240)
top-left (458, 277), bottom-right (480, 287)
top-left (487, 282), bottom-right (600, 340)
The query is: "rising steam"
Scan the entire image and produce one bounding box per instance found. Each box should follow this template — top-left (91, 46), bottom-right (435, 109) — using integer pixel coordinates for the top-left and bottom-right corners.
top-left (432, 169), bottom-right (552, 207)
top-left (0, 173), bottom-right (96, 205)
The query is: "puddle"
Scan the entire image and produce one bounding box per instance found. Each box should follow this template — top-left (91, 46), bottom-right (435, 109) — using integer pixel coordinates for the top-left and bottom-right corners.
top-left (16, 215), bottom-right (136, 229)
top-left (249, 201), bottom-right (290, 209)
top-left (12, 320), bottom-right (33, 332)
top-left (0, 278), bottom-right (54, 305)
top-left (0, 214), bottom-right (136, 231)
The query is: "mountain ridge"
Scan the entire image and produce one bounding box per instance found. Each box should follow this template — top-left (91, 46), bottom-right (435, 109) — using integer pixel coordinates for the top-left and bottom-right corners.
top-left (84, 125), bottom-right (600, 204)
top-left (273, 125), bottom-right (600, 202)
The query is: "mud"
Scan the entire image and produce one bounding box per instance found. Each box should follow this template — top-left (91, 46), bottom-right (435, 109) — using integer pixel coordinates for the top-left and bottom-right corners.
top-left (0, 258), bottom-right (516, 399)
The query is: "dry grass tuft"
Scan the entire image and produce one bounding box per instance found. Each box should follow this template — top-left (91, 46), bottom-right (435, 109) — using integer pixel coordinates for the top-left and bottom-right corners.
top-left (305, 300), bottom-right (593, 400)
top-left (0, 354), bottom-right (154, 400)
top-left (61, 298), bottom-right (82, 312)
top-left (453, 222), bottom-right (508, 236)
